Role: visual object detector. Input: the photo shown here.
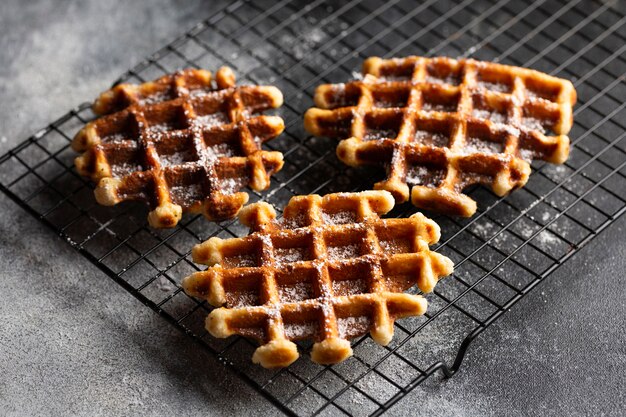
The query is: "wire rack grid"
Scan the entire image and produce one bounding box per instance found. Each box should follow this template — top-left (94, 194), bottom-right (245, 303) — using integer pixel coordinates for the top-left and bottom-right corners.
top-left (1, 0), bottom-right (625, 415)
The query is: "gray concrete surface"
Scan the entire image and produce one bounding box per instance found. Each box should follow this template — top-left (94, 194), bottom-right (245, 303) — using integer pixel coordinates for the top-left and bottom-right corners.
top-left (0, 1), bottom-right (625, 416)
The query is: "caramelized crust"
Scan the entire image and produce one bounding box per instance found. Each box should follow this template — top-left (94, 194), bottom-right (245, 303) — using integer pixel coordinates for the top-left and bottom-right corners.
top-left (73, 67), bottom-right (285, 227)
top-left (305, 56), bottom-right (576, 216)
top-left (182, 190), bottom-right (454, 368)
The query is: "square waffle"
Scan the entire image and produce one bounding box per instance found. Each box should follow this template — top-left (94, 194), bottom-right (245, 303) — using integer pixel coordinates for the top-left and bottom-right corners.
top-left (304, 56), bottom-right (576, 216)
top-left (72, 67), bottom-right (284, 228)
top-left (182, 190), bottom-right (454, 368)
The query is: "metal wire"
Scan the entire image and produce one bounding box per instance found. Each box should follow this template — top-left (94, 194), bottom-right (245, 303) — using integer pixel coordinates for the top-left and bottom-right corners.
top-left (0, 0), bottom-right (625, 415)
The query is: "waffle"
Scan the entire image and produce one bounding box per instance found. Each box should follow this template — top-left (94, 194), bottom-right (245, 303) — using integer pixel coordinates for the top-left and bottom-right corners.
top-left (304, 56), bottom-right (576, 216)
top-left (72, 67), bottom-right (285, 228)
top-left (182, 190), bottom-right (454, 368)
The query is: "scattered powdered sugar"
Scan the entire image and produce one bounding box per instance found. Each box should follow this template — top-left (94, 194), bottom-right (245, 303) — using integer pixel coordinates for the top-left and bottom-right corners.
top-left (138, 91), bottom-right (171, 105)
top-left (535, 230), bottom-right (562, 248)
top-left (327, 243), bottom-right (360, 260)
top-left (477, 80), bottom-right (510, 93)
top-left (188, 88), bottom-right (214, 98)
top-left (521, 117), bottom-right (547, 134)
top-left (224, 253), bottom-right (257, 268)
top-left (156, 276), bottom-right (174, 292)
top-left (337, 316), bottom-right (371, 338)
top-left (379, 239), bottom-right (397, 253)
top-left (284, 321), bottom-right (317, 339)
top-left (279, 26), bottom-right (328, 60)
top-left (220, 177), bottom-right (244, 194)
top-left (274, 247), bottom-right (307, 264)
top-left (425, 74), bottom-right (459, 86)
top-left (413, 130), bottom-right (449, 147)
top-left (159, 150), bottom-right (194, 166)
top-left (421, 101), bottom-right (455, 112)
top-left (472, 108), bottom-right (508, 124)
top-left (364, 129), bottom-right (398, 141)
top-left (463, 137), bottom-right (503, 155)
top-left (148, 122), bottom-right (177, 133)
top-left (351, 71), bottom-right (364, 81)
top-left (379, 239), bottom-right (409, 254)
top-left (169, 183), bottom-right (202, 206)
top-left (209, 142), bottom-right (236, 157)
top-left (229, 291), bottom-right (259, 308)
top-left (526, 88), bottom-right (554, 101)
top-left (279, 214), bottom-right (306, 229)
top-left (103, 132), bottom-right (131, 143)
top-left (278, 282), bottom-right (312, 302)
top-left (111, 162), bottom-right (141, 178)
top-left (470, 220), bottom-right (498, 239)
top-left (519, 148), bottom-right (535, 162)
top-left (406, 165), bottom-right (429, 185)
top-left (374, 98), bottom-right (402, 108)
top-left (195, 112), bottom-right (229, 128)
top-left (321, 210), bottom-right (357, 225)
top-left (405, 165), bottom-right (444, 187)
top-left (332, 279), bottom-right (368, 296)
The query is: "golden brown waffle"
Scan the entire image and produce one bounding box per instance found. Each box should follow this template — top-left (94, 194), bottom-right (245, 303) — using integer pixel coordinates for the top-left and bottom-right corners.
top-left (72, 67), bottom-right (285, 228)
top-left (304, 56), bottom-right (576, 217)
top-left (182, 190), bottom-right (454, 368)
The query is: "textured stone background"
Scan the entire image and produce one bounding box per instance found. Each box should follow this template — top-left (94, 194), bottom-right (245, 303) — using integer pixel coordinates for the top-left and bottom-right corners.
top-left (0, 0), bottom-right (625, 416)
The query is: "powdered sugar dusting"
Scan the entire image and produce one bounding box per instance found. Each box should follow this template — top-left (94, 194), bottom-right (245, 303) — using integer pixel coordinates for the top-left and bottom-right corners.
top-left (472, 108), bottom-right (508, 124)
top-left (463, 137), bottom-right (503, 154)
top-left (209, 142), bottom-right (236, 157)
top-left (169, 183), bottom-right (202, 206)
top-left (278, 282), bottom-right (313, 302)
top-left (156, 276), bottom-right (175, 292)
top-left (229, 291), bottom-right (259, 308)
top-left (364, 129), bottom-right (397, 141)
top-left (327, 243), bottom-right (360, 260)
top-left (406, 165), bottom-right (445, 187)
top-left (477, 81), bottom-right (510, 93)
top-left (332, 278), bottom-right (368, 296)
top-left (338, 316), bottom-right (371, 338)
top-left (279, 214), bottom-right (306, 229)
top-left (111, 162), bottom-right (142, 177)
top-left (284, 321), bottom-right (317, 339)
top-left (536, 230), bottom-right (562, 248)
top-left (322, 210), bottom-right (357, 225)
top-left (195, 112), bottom-right (229, 128)
top-left (519, 148), bottom-right (535, 162)
top-left (351, 71), bottom-right (364, 81)
top-left (220, 177), bottom-right (245, 194)
top-left (521, 117), bottom-right (547, 134)
top-left (159, 149), bottom-right (194, 166)
top-left (138, 91), bottom-right (171, 105)
top-left (425, 74), bottom-right (459, 86)
top-left (422, 101), bottom-right (455, 112)
top-left (379, 239), bottom-right (409, 254)
top-left (413, 130), bottom-right (449, 147)
top-left (103, 132), bottom-right (131, 143)
top-left (224, 253), bottom-right (257, 268)
top-left (275, 247), bottom-right (308, 264)
top-left (148, 122), bottom-right (178, 133)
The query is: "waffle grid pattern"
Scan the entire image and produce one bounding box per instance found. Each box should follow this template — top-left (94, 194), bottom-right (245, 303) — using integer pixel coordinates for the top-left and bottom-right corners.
top-left (305, 56), bottom-right (576, 216)
top-left (183, 191), bottom-right (453, 367)
top-left (73, 67), bottom-right (285, 227)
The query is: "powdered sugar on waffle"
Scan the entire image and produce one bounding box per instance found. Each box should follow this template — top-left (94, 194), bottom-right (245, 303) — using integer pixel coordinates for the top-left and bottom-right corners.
top-left (338, 316), bottom-right (371, 338)
top-left (322, 210), bottom-right (357, 225)
top-left (463, 137), bottom-right (503, 155)
top-left (327, 243), bottom-right (361, 260)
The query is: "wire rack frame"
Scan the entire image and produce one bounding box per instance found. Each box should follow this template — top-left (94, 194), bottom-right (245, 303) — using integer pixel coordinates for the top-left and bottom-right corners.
top-left (0, 0), bottom-right (625, 415)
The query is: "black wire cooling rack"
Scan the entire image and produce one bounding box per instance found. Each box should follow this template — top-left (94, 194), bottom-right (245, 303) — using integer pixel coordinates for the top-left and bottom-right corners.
top-left (1, 0), bottom-right (625, 415)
